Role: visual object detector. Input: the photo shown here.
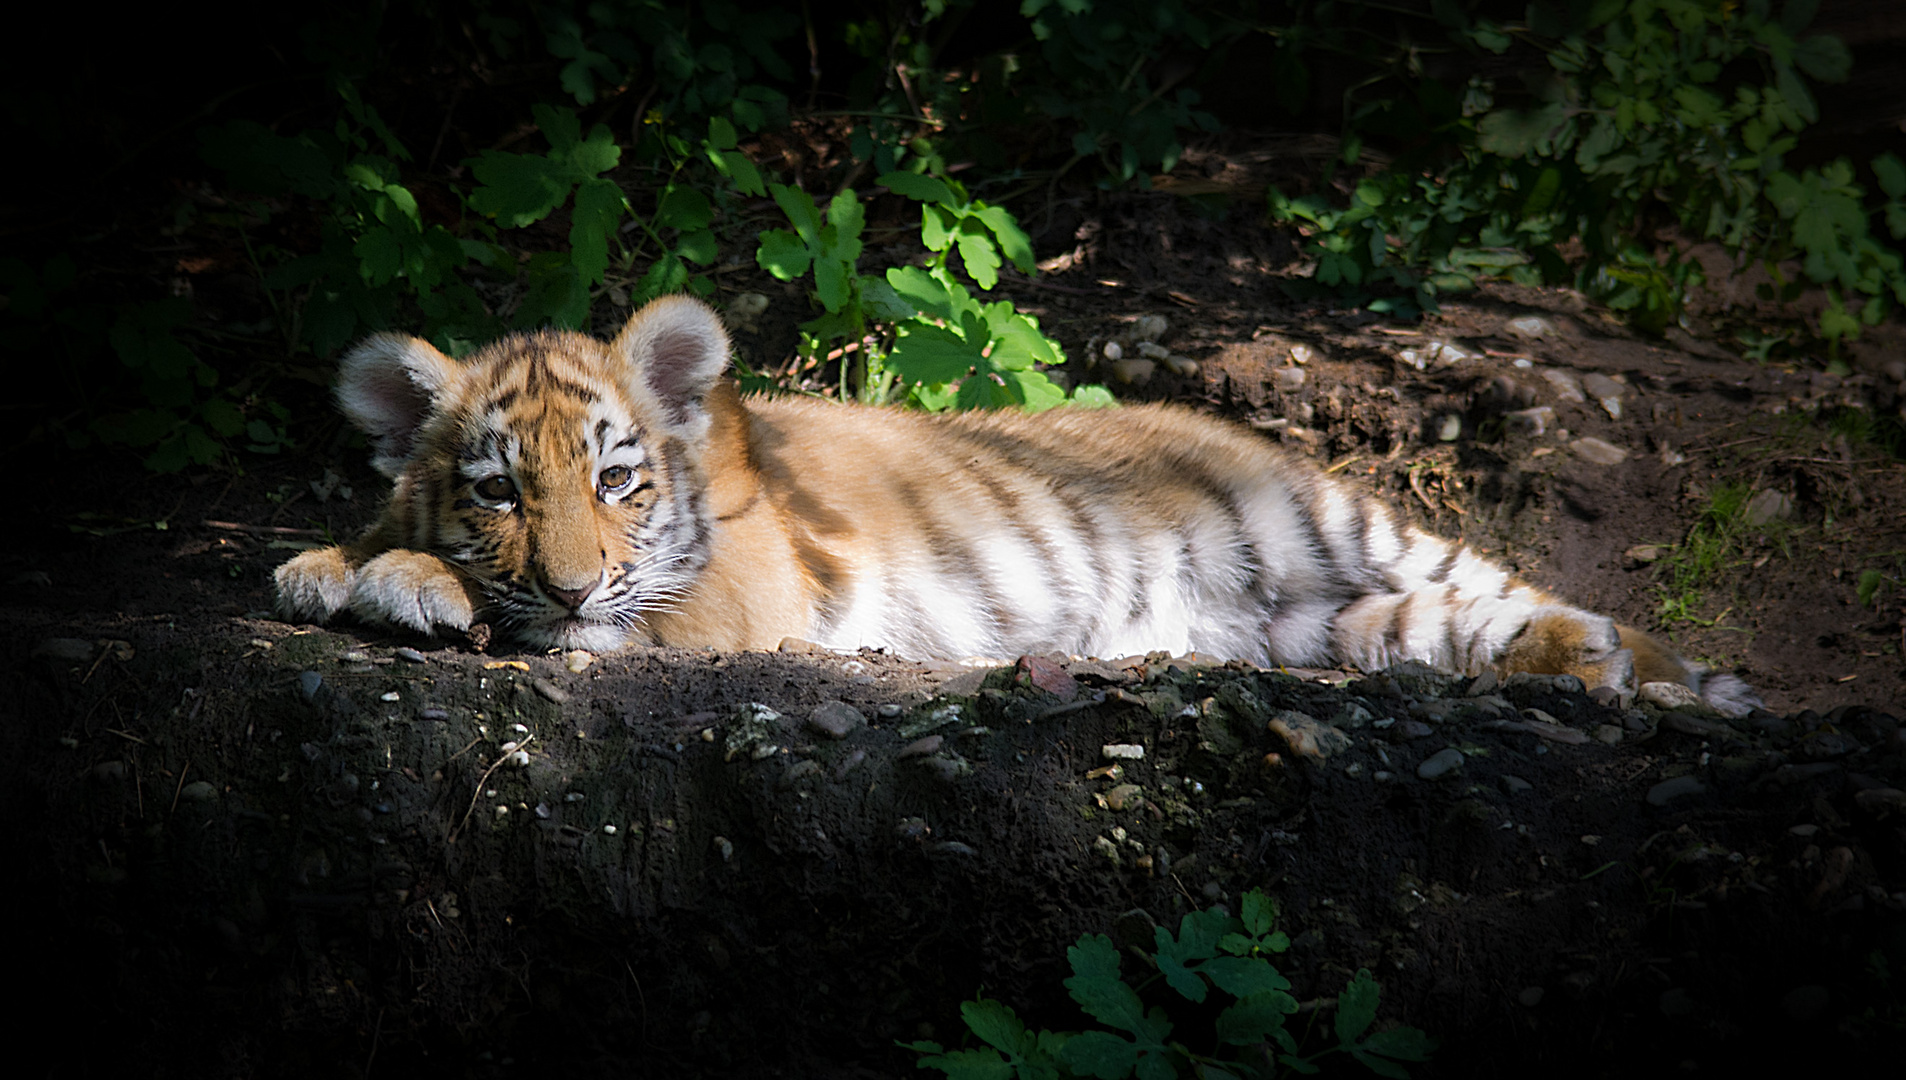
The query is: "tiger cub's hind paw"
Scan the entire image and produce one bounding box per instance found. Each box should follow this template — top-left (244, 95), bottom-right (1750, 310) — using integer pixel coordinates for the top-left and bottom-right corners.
top-left (275, 547), bottom-right (357, 624)
top-left (348, 550), bottom-right (477, 635)
top-left (1493, 607), bottom-right (1636, 694)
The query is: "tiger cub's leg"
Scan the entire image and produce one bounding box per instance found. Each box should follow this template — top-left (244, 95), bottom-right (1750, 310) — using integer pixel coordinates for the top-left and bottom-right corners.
top-left (1322, 503), bottom-right (1636, 693)
top-left (275, 546), bottom-right (477, 636)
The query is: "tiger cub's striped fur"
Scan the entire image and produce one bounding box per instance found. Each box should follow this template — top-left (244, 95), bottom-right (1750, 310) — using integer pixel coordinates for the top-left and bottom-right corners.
top-left (275, 297), bottom-right (1757, 715)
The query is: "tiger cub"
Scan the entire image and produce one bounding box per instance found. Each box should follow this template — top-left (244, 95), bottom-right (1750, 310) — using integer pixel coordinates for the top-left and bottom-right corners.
top-left (275, 296), bottom-right (1757, 716)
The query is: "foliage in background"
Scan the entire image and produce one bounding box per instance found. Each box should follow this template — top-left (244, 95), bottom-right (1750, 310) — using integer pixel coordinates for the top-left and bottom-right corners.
top-left (757, 170), bottom-right (1110, 411)
top-left (1263, 0), bottom-right (1904, 345)
top-left (905, 888), bottom-right (1433, 1078)
top-left (16, 0), bottom-right (1903, 473)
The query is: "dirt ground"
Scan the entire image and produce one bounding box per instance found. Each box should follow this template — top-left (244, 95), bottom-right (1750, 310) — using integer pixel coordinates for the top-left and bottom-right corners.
top-left (6, 146), bottom-right (1906, 1076)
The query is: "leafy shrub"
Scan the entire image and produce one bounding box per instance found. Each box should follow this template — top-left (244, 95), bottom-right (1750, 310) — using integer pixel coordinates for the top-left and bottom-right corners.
top-left (906, 889), bottom-right (1433, 1078)
top-left (1265, 0), bottom-right (1903, 341)
top-left (757, 171), bottom-right (1109, 411)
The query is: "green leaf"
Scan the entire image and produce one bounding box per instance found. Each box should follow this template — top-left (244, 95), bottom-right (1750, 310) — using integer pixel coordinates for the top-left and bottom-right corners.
top-left (199, 397), bottom-right (245, 438)
top-left (911, 1046), bottom-right (1014, 1080)
top-left (1794, 35), bottom-right (1851, 82)
top-left (1335, 969), bottom-right (1381, 1046)
top-left (468, 151), bottom-right (572, 227)
top-left (890, 322), bottom-right (980, 384)
top-left (756, 230), bottom-right (812, 280)
top-left (1241, 890), bottom-right (1278, 939)
top-left (973, 205), bottom-right (1036, 273)
top-left (1873, 154), bottom-right (1906, 198)
top-left (1200, 957), bottom-right (1292, 998)
top-left (1058, 1030), bottom-right (1137, 1080)
top-left (1856, 569), bottom-right (1885, 605)
top-left (657, 185), bottom-right (714, 231)
top-left (1065, 935), bottom-right (1157, 1037)
top-left (1476, 104), bottom-right (1566, 157)
top-left (859, 275), bottom-right (918, 321)
top-left (1215, 990), bottom-right (1299, 1045)
top-left (887, 265), bottom-right (954, 320)
top-left (569, 178), bottom-right (625, 286)
top-left (823, 190), bottom-right (866, 263)
top-left (1067, 384), bottom-right (1118, 408)
top-left (676, 229), bottom-right (719, 265)
top-left (718, 149), bottom-right (766, 197)
top-left (879, 170), bottom-right (958, 206)
top-left (955, 218), bottom-right (1004, 289)
top-left (769, 183), bottom-right (822, 240)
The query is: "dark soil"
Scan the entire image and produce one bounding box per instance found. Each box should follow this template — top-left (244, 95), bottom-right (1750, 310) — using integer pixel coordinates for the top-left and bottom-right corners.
top-left (8, 133), bottom-right (1906, 1078)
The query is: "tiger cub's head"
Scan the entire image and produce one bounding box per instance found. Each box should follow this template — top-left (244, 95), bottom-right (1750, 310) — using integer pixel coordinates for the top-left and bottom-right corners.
top-left (336, 297), bottom-right (733, 650)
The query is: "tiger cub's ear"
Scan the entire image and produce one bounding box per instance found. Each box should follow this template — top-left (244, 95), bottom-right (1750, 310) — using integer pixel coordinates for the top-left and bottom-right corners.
top-left (336, 334), bottom-right (463, 479)
top-left (611, 296), bottom-right (732, 441)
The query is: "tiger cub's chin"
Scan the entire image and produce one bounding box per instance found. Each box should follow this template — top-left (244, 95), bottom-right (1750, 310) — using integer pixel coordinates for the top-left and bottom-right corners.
top-left (273, 295), bottom-right (1759, 717)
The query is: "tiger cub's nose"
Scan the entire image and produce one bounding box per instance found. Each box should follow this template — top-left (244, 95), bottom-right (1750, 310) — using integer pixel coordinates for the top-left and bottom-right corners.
top-left (542, 580), bottom-right (597, 611)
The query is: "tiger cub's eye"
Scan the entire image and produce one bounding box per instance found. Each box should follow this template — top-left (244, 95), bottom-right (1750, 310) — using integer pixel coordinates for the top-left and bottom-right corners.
top-left (474, 475), bottom-right (516, 503)
top-left (599, 465), bottom-right (634, 491)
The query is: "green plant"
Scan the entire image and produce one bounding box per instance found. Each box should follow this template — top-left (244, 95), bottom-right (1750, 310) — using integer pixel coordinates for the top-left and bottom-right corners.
top-left (1653, 481), bottom-right (1785, 626)
top-left (201, 80), bottom-right (501, 357)
top-left (1264, 0), bottom-right (1904, 342)
top-left (904, 889), bottom-right (1434, 1078)
top-left (757, 171), bottom-right (1111, 411)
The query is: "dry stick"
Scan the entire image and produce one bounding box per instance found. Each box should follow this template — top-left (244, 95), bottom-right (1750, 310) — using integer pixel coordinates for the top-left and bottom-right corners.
top-left (168, 759), bottom-right (191, 814)
top-left (448, 735), bottom-right (534, 844)
top-left (202, 519), bottom-right (326, 537)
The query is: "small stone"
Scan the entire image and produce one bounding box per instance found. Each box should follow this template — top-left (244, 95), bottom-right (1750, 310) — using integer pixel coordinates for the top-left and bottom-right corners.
top-left (1397, 719), bottom-right (1434, 740)
top-left (1466, 670), bottom-right (1498, 696)
top-left (1588, 686), bottom-right (1622, 708)
top-left (1540, 369), bottom-right (1586, 403)
top-left (1101, 340), bottom-right (1124, 361)
top-left (1268, 710), bottom-right (1354, 759)
top-left (1110, 358), bottom-right (1156, 385)
top-left (1105, 784), bottom-right (1142, 811)
top-left (1133, 314), bottom-right (1169, 342)
top-left (928, 841), bottom-right (977, 857)
top-left (877, 703), bottom-right (902, 719)
top-left (1016, 655), bottom-right (1079, 701)
top-left (1744, 489), bottom-right (1792, 527)
top-left (807, 701), bottom-right (866, 739)
top-left (1502, 775), bottom-right (1533, 795)
top-left (1137, 340), bottom-right (1170, 361)
top-left (563, 650), bottom-right (594, 672)
top-left (529, 677), bottom-right (570, 703)
top-left (1289, 344), bottom-right (1315, 365)
top-left (1594, 725), bottom-right (1624, 745)
top-left (1663, 711), bottom-right (1729, 738)
top-left (1570, 437), bottom-right (1628, 466)
top-left (1853, 787), bottom-right (1906, 813)
top-left (298, 671), bottom-right (323, 701)
top-left (179, 781), bottom-right (217, 802)
top-left (714, 835), bottom-right (734, 862)
top-left (395, 647), bottom-right (428, 663)
top-left (1506, 406), bottom-right (1555, 436)
top-left (1505, 316), bottom-right (1556, 340)
top-left (1624, 543), bottom-right (1665, 565)
top-left (1437, 414), bottom-right (1462, 441)
top-left (1639, 681), bottom-right (1705, 712)
top-left (1102, 743), bottom-right (1145, 760)
top-left (506, 750), bottom-right (530, 767)
top-left (378, 690), bottom-right (400, 702)
top-left (899, 735), bottom-right (944, 758)
top-left (1646, 775), bottom-right (1706, 806)
top-left (602, 824), bottom-right (617, 835)
top-left (777, 636), bottom-right (827, 654)
top-left (1417, 747), bottom-right (1466, 780)
top-left (420, 707), bottom-right (449, 721)
top-left (1273, 367), bottom-right (1307, 392)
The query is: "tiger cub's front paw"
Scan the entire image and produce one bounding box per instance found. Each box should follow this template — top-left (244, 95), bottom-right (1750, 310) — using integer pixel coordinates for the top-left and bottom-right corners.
top-left (348, 550), bottom-right (477, 635)
top-left (275, 547), bottom-right (357, 624)
top-left (1495, 606), bottom-right (1636, 694)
